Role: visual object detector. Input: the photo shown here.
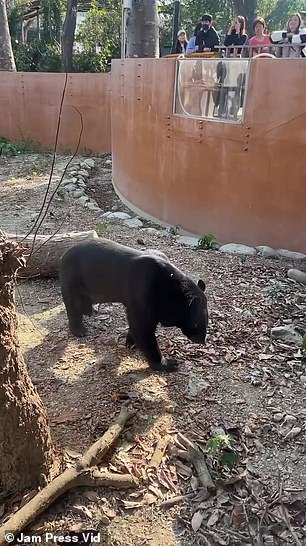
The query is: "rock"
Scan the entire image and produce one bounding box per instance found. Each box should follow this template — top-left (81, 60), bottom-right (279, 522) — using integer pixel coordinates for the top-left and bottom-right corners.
top-left (287, 269), bottom-right (306, 285)
top-left (187, 374), bottom-right (210, 397)
top-left (141, 228), bottom-right (161, 236)
top-left (254, 439), bottom-right (265, 452)
top-left (64, 177), bottom-right (77, 185)
top-left (87, 202), bottom-right (100, 212)
top-left (276, 249), bottom-right (306, 260)
top-left (72, 189), bottom-right (85, 198)
top-left (211, 241), bottom-right (222, 251)
top-left (124, 218), bottom-right (144, 228)
top-left (69, 171), bottom-right (78, 176)
top-left (105, 159), bottom-right (112, 166)
top-left (111, 205), bottom-right (119, 212)
top-left (78, 196), bottom-right (90, 205)
top-left (76, 180), bottom-right (86, 188)
top-left (300, 376), bottom-right (306, 384)
top-left (64, 184), bottom-right (76, 193)
top-left (273, 413), bottom-right (284, 423)
top-left (256, 245), bottom-right (277, 258)
top-left (83, 158), bottom-right (95, 168)
top-left (176, 235), bottom-right (198, 247)
top-left (102, 211), bottom-right (131, 220)
top-left (271, 325), bottom-right (303, 346)
top-left (78, 169), bottom-right (89, 178)
top-left (219, 243), bottom-right (256, 256)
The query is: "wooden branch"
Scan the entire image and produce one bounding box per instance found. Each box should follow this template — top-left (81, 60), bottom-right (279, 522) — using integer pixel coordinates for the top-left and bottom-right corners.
top-left (0, 407), bottom-right (135, 546)
top-left (6, 230), bottom-right (98, 278)
top-left (169, 445), bottom-right (191, 462)
top-left (177, 433), bottom-right (215, 491)
top-left (82, 406), bottom-right (135, 466)
top-left (147, 435), bottom-right (171, 472)
top-left (76, 468), bottom-right (138, 489)
top-left (159, 493), bottom-right (195, 509)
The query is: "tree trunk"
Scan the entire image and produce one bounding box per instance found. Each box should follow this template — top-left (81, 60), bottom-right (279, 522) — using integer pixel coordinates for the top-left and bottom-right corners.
top-left (126, 0), bottom-right (159, 58)
top-left (0, 0), bottom-right (16, 71)
top-left (0, 236), bottom-right (59, 492)
top-left (7, 230), bottom-right (98, 278)
top-left (61, 0), bottom-right (77, 72)
top-left (232, 0), bottom-right (257, 30)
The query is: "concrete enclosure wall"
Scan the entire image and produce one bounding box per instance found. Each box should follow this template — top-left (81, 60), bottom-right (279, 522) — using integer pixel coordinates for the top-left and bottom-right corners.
top-left (0, 72), bottom-right (111, 153)
top-left (111, 58), bottom-right (306, 252)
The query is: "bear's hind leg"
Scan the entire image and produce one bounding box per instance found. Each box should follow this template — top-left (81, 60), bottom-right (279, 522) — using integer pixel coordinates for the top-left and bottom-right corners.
top-left (62, 291), bottom-right (87, 337)
top-left (126, 329), bottom-right (136, 350)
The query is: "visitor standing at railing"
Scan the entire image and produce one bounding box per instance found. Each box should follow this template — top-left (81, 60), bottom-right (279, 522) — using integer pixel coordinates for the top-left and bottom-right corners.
top-left (172, 29), bottom-right (189, 54)
top-left (195, 14), bottom-right (220, 53)
top-left (247, 17), bottom-right (271, 56)
top-left (224, 16), bottom-right (248, 57)
top-left (186, 23), bottom-right (202, 53)
top-left (278, 13), bottom-right (304, 58)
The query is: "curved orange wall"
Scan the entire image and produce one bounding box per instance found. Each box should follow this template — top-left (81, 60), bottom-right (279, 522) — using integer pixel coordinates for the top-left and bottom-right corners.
top-left (111, 58), bottom-right (306, 252)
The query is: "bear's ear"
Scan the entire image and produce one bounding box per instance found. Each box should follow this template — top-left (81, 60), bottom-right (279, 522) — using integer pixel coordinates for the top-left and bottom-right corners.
top-left (198, 279), bottom-right (206, 292)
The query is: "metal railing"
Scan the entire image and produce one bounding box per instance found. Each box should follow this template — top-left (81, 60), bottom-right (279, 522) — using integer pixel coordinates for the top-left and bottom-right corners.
top-left (216, 43), bottom-right (306, 58)
top-left (164, 43), bottom-right (306, 59)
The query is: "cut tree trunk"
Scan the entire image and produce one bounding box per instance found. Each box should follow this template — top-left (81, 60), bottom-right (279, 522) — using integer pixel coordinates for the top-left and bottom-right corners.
top-left (0, 236), bottom-right (59, 492)
top-left (232, 0), bottom-right (257, 29)
top-left (62, 0), bottom-right (77, 72)
top-left (126, 0), bottom-right (159, 58)
top-left (0, 0), bottom-right (16, 71)
top-left (7, 230), bottom-right (98, 278)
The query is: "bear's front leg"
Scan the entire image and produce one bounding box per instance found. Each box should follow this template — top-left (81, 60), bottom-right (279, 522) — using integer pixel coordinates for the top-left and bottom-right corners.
top-left (127, 310), bottom-right (178, 372)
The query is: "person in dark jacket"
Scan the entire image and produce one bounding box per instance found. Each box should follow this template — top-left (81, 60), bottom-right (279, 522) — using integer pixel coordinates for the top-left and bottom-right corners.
top-left (172, 29), bottom-right (188, 54)
top-left (195, 14), bottom-right (220, 52)
top-left (224, 15), bottom-right (248, 56)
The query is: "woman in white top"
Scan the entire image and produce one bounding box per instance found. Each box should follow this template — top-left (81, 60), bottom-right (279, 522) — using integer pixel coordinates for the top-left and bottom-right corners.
top-left (281, 13), bottom-right (304, 57)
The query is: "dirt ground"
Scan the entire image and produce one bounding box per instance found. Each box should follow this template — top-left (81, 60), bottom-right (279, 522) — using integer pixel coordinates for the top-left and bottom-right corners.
top-left (0, 152), bottom-right (306, 545)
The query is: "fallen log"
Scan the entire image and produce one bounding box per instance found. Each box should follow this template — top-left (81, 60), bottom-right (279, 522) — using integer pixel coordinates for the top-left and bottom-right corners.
top-left (0, 407), bottom-right (137, 546)
top-left (6, 230), bottom-right (98, 278)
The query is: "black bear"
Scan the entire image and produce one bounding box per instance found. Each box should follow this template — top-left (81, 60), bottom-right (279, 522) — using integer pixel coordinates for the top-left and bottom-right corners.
top-left (59, 239), bottom-right (208, 372)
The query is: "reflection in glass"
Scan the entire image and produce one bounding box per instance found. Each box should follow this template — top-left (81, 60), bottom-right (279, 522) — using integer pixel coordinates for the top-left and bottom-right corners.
top-left (174, 58), bottom-right (249, 122)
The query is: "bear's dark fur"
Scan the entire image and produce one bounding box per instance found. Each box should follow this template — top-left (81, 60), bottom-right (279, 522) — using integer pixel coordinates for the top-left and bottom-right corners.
top-left (59, 239), bottom-right (208, 372)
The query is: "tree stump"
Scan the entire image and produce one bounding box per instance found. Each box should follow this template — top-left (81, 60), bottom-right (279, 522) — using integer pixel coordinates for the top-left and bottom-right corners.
top-left (7, 230), bottom-right (98, 278)
top-left (0, 236), bottom-right (59, 491)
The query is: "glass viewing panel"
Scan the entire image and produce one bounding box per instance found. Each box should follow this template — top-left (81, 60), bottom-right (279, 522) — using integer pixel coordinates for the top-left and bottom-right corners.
top-left (174, 58), bottom-right (250, 123)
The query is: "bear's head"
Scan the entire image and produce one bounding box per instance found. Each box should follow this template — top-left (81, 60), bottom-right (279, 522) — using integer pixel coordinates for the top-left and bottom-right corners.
top-left (179, 279), bottom-right (208, 344)
top-left (159, 272), bottom-right (208, 344)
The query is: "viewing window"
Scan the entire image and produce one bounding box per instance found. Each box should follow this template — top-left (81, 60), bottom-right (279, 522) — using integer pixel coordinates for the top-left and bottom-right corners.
top-left (174, 58), bottom-right (250, 123)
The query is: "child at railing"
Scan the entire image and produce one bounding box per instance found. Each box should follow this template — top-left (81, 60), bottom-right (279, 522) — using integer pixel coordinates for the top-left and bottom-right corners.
top-left (172, 29), bottom-right (189, 55)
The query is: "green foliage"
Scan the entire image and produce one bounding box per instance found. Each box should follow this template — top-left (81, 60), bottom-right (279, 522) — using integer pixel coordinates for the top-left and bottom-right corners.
top-left (264, 281), bottom-right (285, 301)
top-left (9, 0), bottom-right (63, 72)
top-left (238, 254), bottom-right (247, 264)
top-left (13, 40), bottom-right (61, 72)
top-left (0, 136), bottom-right (34, 156)
top-left (206, 428), bottom-right (238, 472)
top-left (75, 0), bottom-right (121, 73)
top-left (302, 333), bottom-right (306, 355)
top-left (96, 222), bottom-right (108, 235)
top-left (197, 233), bottom-right (215, 250)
